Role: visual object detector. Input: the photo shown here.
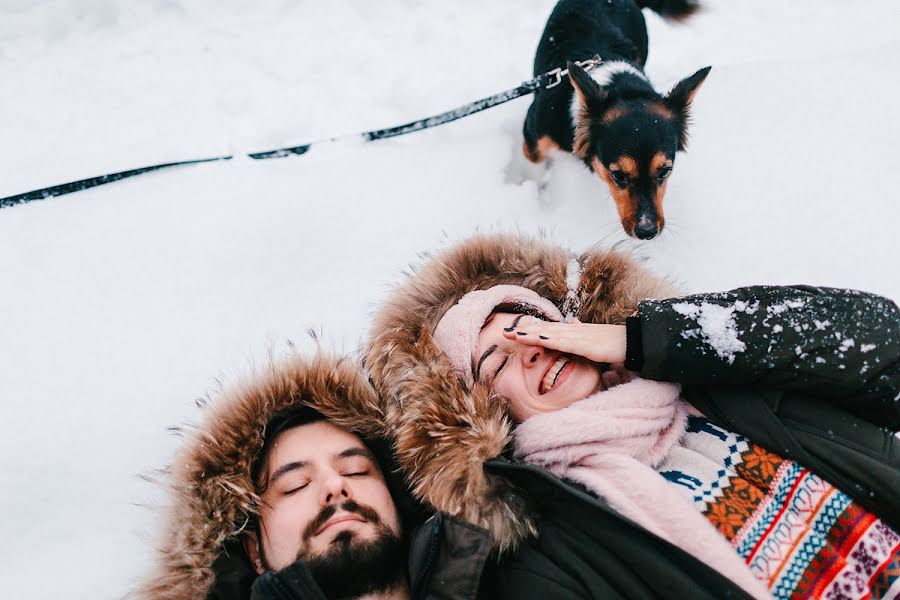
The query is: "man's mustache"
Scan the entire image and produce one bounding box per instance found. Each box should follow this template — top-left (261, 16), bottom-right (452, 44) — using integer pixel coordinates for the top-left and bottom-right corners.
top-left (303, 499), bottom-right (382, 541)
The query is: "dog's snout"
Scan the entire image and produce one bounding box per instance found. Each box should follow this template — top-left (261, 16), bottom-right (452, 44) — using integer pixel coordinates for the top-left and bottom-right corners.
top-left (634, 217), bottom-right (659, 240)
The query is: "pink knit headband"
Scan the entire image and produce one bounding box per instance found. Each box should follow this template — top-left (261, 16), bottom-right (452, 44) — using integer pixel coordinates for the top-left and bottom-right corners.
top-left (432, 284), bottom-right (564, 379)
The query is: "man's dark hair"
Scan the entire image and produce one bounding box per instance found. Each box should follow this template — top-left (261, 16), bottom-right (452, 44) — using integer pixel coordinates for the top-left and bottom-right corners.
top-left (251, 405), bottom-right (327, 496)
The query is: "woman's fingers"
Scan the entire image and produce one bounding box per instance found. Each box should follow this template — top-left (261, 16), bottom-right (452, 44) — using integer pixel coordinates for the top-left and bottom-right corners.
top-left (501, 319), bottom-right (573, 350)
top-left (502, 318), bottom-right (628, 364)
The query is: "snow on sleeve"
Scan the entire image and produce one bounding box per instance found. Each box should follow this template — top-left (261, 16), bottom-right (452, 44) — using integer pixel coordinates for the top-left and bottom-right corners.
top-left (673, 302), bottom-right (747, 364)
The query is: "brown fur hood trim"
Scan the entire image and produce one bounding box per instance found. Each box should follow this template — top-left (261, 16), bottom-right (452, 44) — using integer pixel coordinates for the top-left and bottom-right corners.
top-left (364, 233), bottom-right (677, 553)
top-left (136, 352), bottom-right (386, 599)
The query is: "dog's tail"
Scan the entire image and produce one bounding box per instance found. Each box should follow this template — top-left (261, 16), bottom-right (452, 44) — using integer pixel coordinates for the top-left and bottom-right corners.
top-left (636, 0), bottom-right (701, 21)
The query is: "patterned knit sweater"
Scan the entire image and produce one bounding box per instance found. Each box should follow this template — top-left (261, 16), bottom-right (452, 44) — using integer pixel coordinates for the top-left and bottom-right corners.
top-left (658, 416), bottom-right (900, 600)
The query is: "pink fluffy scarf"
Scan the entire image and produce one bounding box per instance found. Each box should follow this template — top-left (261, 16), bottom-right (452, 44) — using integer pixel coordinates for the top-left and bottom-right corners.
top-left (513, 378), bottom-right (772, 600)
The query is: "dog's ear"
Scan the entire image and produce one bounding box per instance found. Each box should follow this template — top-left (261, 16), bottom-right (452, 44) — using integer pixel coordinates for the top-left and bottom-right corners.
top-left (568, 62), bottom-right (608, 115)
top-left (665, 66), bottom-right (711, 150)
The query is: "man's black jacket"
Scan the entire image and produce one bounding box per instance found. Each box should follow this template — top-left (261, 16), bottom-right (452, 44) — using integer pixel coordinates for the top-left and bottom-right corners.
top-left (210, 513), bottom-right (492, 600)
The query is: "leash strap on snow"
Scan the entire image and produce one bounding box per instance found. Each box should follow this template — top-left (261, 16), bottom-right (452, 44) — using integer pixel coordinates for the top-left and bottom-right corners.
top-left (1, 57), bottom-right (601, 210)
top-left (0, 157), bottom-right (232, 209)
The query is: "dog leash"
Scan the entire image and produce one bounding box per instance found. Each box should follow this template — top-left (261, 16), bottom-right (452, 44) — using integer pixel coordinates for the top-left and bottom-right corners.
top-left (0, 57), bottom-right (602, 210)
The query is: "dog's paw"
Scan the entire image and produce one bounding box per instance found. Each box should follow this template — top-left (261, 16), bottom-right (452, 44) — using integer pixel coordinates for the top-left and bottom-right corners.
top-left (505, 143), bottom-right (550, 186)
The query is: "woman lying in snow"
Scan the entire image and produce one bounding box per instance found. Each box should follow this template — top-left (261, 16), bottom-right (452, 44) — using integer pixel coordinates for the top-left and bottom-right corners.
top-left (365, 233), bottom-right (899, 600)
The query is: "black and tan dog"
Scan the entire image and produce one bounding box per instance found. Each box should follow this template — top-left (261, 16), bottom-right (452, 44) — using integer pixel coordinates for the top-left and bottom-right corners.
top-left (523, 0), bottom-right (710, 239)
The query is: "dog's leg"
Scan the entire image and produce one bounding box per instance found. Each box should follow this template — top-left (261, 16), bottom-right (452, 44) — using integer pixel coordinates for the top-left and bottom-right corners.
top-left (505, 136), bottom-right (552, 185)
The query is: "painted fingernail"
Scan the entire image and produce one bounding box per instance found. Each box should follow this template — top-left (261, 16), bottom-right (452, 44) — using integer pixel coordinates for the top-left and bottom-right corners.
top-left (517, 331), bottom-right (528, 336)
top-left (539, 335), bottom-right (549, 340)
top-left (503, 327), bottom-right (515, 332)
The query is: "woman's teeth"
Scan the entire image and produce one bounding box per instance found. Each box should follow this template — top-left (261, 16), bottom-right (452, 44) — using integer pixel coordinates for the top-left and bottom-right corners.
top-left (541, 356), bottom-right (570, 394)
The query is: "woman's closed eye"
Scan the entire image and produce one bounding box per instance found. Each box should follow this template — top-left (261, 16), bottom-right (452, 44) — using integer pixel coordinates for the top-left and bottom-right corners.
top-left (490, 352), bottom-right (511, 381)
top-left (477, 345), bottom-right (514, 384)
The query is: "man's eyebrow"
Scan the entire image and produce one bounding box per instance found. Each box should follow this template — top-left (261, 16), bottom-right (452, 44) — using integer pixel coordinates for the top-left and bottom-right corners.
top-left (337, 447), bottom-right (376, 462)
top-left (270, 460), bottom-right (309, 484)
top-left (269, 448), bottom-right (374, 484)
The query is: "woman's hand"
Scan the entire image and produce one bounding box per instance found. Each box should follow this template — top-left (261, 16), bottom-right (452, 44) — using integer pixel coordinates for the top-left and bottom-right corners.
top-left (502, 317), bottom-right (628, 365)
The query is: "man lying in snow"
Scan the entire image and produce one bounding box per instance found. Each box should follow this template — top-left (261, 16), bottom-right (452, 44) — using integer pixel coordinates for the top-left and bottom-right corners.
top-left (136, 352), bottom-right (492, 599)
top-left (365, 232), bottom-right (900, 599)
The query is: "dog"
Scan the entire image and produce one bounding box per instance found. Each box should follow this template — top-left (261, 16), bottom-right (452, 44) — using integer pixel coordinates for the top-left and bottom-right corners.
top-left (523, 0), bottom-right (710, 239)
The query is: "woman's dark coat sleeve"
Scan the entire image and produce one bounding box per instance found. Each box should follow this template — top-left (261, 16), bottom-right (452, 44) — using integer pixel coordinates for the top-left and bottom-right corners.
top-left (633, 285), bottom-right (899, 429)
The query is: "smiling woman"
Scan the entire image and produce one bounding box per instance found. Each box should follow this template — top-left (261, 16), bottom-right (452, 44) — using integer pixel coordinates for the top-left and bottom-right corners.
top-left (432, 284), bottom-right (632, 422)
top-left (366, 233), bottom-right (900, 600)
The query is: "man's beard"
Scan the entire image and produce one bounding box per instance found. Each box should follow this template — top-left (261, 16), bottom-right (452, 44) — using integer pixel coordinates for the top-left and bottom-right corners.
top-left (289, 500), bottom-right (407, 598)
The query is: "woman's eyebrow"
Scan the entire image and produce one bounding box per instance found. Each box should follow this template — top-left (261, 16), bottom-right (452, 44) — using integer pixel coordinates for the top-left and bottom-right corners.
top-left (475, 345), bottom-right (498, 380)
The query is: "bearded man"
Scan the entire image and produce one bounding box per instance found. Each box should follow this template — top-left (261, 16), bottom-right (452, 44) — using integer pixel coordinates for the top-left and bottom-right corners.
top-left (136, 352), bottom-right (492, 599)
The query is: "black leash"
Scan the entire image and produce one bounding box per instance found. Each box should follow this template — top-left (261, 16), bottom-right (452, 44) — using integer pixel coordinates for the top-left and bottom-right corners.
top-left (1, 57), bottom-right (601, 210)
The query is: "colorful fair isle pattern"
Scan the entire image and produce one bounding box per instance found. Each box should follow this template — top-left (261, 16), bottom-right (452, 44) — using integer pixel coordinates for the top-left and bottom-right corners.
top-left (658, 416), bottom-right (900, 599)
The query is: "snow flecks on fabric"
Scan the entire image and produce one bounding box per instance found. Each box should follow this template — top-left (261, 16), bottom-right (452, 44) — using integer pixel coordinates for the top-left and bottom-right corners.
top-left (673, 302), bottom-right (747, 364)
top-left (860, 343), bottom-right (877, 353)
top-left (839, 338), bottom-right (855, 352)
top-left (563, 255), bottom-right (581, 321)
top-left (766, 298), bottom-right (807, 316)
top-left (772, 324), bottom-right (784, 333)
top-left (734, 300), bottom-right (760, 314)
top-left (673, 302), bottom-right (701, 318)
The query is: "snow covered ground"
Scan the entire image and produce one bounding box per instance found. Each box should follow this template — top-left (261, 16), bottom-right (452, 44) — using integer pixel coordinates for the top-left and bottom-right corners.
top-left (1, 1), bottom-right (898, 597)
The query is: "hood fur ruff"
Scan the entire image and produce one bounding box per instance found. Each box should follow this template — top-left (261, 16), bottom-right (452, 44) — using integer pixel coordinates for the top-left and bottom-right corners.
top-left (365, 233), bottom-right (678, 553)
top-left (136, 352), bottom-right (387, 600)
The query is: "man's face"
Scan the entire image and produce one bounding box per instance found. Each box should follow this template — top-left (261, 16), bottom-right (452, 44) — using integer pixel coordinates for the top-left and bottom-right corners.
top-left (250, 421), bottom-right (401, 573)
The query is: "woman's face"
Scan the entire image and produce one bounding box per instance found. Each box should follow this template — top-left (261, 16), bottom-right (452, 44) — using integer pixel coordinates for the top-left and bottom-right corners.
top-left (474, 312), bottom-right (602, 422)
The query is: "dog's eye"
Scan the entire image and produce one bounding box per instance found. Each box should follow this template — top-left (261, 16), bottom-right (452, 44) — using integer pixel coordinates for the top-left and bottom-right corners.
top-left (657, 167), bottom-right (672, 183)
top-left (609, 170), bottom-right (628, 188)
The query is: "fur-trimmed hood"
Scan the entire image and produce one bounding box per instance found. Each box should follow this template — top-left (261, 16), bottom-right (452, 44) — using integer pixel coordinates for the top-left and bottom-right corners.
top-left (136, 352), bottom-right (388, 599)
top-left (364, 233), bottom-right (678, 553)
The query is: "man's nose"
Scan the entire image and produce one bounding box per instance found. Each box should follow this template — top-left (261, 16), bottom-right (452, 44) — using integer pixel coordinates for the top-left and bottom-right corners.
top-left (320, 472), bottom-right (352, 506)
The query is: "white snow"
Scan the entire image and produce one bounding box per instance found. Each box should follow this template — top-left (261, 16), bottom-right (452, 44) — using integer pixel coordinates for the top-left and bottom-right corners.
top-left (860, 344), bottom-right (877, 353)
top-left (1, 1), bottom-right (899, 598)
top-left (673, 302), bottom-right (747, 363)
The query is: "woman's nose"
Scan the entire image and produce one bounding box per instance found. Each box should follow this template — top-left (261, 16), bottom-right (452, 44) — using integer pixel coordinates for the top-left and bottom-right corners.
top-left (522, 345), bottom-right (543, 368)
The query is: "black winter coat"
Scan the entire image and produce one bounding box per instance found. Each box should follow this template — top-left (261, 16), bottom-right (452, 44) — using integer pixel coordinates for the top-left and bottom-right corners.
top-left (488, 286), bottom-right (899, 599)
top-left (210, 513), bottom-right (492, 600)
